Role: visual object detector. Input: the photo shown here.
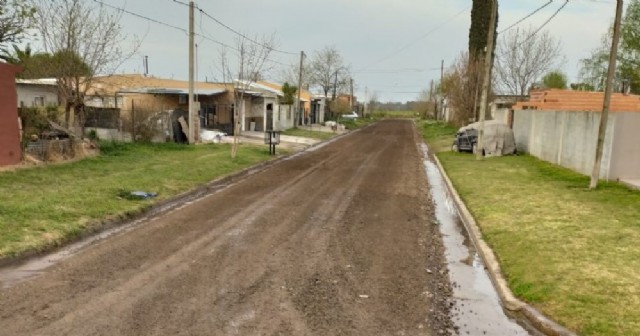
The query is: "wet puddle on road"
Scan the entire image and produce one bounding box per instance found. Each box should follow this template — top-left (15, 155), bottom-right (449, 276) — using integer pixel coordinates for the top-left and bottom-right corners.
top-left (421, 144), bottom-right (530, 336)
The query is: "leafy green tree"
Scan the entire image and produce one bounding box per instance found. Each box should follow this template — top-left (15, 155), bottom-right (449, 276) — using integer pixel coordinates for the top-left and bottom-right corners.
top-left (281, 82), bottom-right (298, 105)
top-left (0, 43), bottom-right (32, 64)
top-left (0, 0), bottom-right (36, 51)
top-left (570, 83), bottom-right (595, 91)
top-left (580, 0), bottom-right (640, 93)
top-left (281, 82), bottom-right (298, 127)
top-left (468, 0), bottom-right (499, 61)
top-left (542, 71), bottom-right (568, 89)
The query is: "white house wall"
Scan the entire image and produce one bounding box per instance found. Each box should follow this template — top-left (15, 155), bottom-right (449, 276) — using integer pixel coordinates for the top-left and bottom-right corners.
top-left (16, 84), bottom-right (58, 108)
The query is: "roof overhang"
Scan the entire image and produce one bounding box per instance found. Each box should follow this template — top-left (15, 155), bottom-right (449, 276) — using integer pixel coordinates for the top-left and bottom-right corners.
top-left (117, 87), bottom-right (226, 95)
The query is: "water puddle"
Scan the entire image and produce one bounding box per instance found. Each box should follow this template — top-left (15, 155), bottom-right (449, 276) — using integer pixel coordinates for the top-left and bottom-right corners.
top-left (421, 143), bottom-right (529, 335)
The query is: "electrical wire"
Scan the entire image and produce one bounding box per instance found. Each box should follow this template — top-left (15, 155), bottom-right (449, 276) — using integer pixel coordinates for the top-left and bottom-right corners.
top-left (93, 0), bottom-right (187, 34)
top-left (356, 6), bottom-right (470, 72)
top-left (93, 0), bottom-right (290, 68)
top-left (499, 0), bottom-right (554, 34)
top-left (171, 0), bottom-right (297, 56)
top-left (520, 0), bottom-right (570, 45)
top-left (352, 67), bottom-right (441, 74)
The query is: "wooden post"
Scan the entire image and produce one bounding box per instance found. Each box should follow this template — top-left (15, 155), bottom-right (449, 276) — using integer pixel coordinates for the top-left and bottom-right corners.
top-left (590, 0), bottom-right (624, 189)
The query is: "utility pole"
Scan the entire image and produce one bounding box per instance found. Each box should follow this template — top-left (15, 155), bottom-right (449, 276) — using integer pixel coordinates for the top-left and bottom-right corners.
top-left (590, 0), bottom-right (624, 189)
top-left (440, 59), bottom-right (444, 120)
top-left (295, 51), bottom-right (305, 127)
top-left (332, 71), bottom-right (338, 101)
top-left (476, 0), bottom-right (497, 160)
top-left (429, 80), bottom-right (435, 119)
top-left (364, 86), bottom-right (369, 117)
top-left (350, 78), bottom-right (354, 113)
top-left (188, 1), bottom-right (195, 144)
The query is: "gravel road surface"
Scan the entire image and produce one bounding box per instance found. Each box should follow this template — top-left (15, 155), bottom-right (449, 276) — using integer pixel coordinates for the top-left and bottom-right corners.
top-left (0, 120), bottom-right (455, 336)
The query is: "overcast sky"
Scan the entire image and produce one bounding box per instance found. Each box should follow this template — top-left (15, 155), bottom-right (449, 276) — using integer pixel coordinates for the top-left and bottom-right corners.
top-left (99, 0), bottom-right (618, 102)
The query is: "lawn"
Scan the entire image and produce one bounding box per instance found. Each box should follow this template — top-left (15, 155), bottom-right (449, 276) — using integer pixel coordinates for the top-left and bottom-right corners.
top-left (420, 121), bottom-right (640, 336)
top-left (281, 127), bottom-right (336, 141)
top-left (0, 142), bottom-right (273, 259)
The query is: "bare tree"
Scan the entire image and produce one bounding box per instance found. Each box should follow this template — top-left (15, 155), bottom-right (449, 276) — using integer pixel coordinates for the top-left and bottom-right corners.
top-left (308, 46), bottom-right (349, 99)
top-left (277, 61), bottom-right (310, 89)
top-left (33, 0), bottom-right (139, 135)
top-left (494, 26), bottom-right (563, 96)
top-left (0, 0), bottom-right (36, 50)
top-left (441, 52), bottom-right (483, 126)
top-left (220, 34), bottom-right (276, 158)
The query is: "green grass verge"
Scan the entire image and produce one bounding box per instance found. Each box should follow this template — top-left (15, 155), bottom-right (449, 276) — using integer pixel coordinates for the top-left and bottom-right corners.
top-left (421, 121), bottom-right (640, 335)
top-left (418, 119), bottom-right (458, 152)
top-left (282, 127), bottom-right (336, 141)
top-left (370, 110), bottom-right (420, 119)
top-left (0, 142), bottom-right (273, 258)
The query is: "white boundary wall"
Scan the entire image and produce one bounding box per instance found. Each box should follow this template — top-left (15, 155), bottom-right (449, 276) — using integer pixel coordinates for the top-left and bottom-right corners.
top-left (513, 110), bottom-right (623, 180)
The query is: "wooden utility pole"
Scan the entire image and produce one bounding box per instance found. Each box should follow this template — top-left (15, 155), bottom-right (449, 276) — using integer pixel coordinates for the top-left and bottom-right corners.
top-left (188, 1), bottom-right (195, 144)
top-left (350, 78), bottom-right (354, 112)
top-left (295, 51), bottom-right (305, 127)
top-left (440, 59), bottom-right (444, 120)
top-left (364, 86), bottom-right (369, 117)
top-left (476, 0), bottom-right (497, 160)
top-left (590, 0), bottom-right (624, 189)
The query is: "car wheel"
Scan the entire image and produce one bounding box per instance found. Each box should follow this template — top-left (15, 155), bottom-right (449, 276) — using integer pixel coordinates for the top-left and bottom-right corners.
top-left (452, 144), bottom-right (459, 152)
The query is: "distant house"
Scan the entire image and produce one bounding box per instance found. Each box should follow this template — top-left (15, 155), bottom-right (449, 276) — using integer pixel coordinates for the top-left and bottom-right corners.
top-left (239, 81), bottom-right (318, 131)
top-left (512, 89), bottom-right (640, 183)
top-left (83, 74), bottom-right (234, 140)
top-left (79, 75), bottom-right (325, 142)
top-left (0, 63), bottom-right (23, 166)
top-left (16, 78), bottom-right (59, 108)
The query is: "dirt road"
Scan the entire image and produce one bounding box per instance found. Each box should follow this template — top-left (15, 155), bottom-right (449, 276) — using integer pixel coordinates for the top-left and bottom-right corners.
top-left (0, 120), bottom-right (454, 336)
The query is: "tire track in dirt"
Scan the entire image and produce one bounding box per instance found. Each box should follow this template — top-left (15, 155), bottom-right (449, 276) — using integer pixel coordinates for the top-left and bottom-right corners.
top-left (0, 120), bottom-right (454, 336)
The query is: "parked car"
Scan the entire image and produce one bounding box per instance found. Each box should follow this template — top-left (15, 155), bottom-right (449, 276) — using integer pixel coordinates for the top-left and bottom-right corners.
top-left (341, 111), bottom-right (358, 119)
top-left (452, 120), bottom-right (516, 156)
top-left (452, 128), bottom-right (478, 153)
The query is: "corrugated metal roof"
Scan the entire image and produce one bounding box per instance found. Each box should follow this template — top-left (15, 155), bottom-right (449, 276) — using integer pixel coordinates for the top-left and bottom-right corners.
top-left (117, 87), bottom-right (226, 95)
top-left (16, 78), bottom-right (57, 86)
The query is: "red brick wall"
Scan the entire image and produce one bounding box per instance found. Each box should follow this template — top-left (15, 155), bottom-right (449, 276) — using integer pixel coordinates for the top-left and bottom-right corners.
top-left (514, 89), bottom-right (640, 113)
top-left (0, 63), bottom-right (22, 166)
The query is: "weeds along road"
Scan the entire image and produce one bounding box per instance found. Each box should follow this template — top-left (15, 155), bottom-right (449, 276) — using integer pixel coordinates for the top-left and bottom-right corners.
top-left (0, 120), bottom-right (455, 336)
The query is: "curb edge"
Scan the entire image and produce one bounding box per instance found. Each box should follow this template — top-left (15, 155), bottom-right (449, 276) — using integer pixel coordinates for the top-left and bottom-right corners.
top-left (431, 154), bottom-right (577, 336)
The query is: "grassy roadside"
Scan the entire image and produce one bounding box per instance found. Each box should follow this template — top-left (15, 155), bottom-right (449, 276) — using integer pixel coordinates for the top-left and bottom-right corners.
top-left (0, 142), bottom-right (273, 259)
top-left (281, 127), bottom-right (336, 141)
top-left (419, 120), bottom-right (640, 335)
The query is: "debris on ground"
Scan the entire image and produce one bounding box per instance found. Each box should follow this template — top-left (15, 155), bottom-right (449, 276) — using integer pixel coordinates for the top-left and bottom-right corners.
top-left (117, 190), bottom-right (158, 200)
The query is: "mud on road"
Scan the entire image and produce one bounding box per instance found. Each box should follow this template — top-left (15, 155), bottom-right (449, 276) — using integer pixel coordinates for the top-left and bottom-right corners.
top-left (0, 120), bottom-right (455, 336)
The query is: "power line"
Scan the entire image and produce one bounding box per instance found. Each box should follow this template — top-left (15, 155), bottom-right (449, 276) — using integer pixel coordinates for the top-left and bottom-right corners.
top-left (93, 0), bottom-right (187, 34)
top-left (357, 6), bottom-right (470, 72)
top-left (94, 0), bottom-right (290, 68)
top-left (499, 0), bottom-right (554, 34)
top-left (520, 0), bottom-right (570, 44)
top-left (171, 0), bottom-right (297, 56)
top-left (352, 67), bottom-right (441, 74)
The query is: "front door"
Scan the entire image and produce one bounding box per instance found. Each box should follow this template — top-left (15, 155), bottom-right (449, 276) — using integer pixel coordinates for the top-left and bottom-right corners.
top-left (266, 103), bottom-right (273, 131)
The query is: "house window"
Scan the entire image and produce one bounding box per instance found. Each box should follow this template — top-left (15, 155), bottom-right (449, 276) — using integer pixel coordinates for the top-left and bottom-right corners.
top-left (34, 96), bottom-right (45, 107)
top-left (179, 94), bottom-right (187, 104)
